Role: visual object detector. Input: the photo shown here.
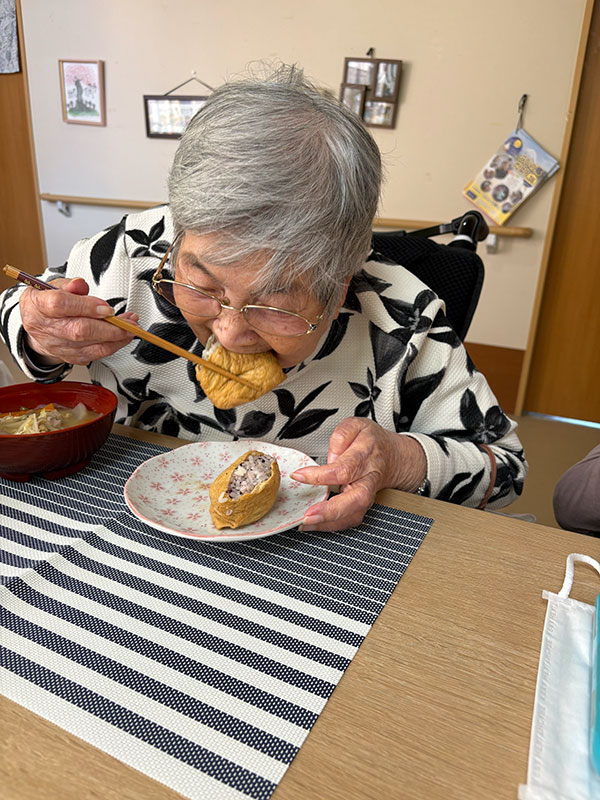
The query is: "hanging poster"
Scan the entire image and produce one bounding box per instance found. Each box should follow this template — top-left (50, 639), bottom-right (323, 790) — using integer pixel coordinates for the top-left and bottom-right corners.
top-left (464, 128), bottom-right (559, 224)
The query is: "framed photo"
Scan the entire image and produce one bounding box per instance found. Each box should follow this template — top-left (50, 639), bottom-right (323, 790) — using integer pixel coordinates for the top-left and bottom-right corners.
top-left (59, 60), bottom-right (105, 126)
top-left (363, 100), bottom-right (396, 129)
top-left (143, 94), bottom-right (208, 139)
top-left (373, 60), bottom-right (402, 101)
top-left (340, 56), bottom-right (402, 129)
top-left (340, 84), bottom-right (366, 117)
top-left (343, 58), bottom-right (376, 89)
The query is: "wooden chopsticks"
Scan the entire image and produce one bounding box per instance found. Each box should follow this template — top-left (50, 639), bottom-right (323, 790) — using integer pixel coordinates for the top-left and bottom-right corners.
top-left (2, 265), bottom-right (257, 389)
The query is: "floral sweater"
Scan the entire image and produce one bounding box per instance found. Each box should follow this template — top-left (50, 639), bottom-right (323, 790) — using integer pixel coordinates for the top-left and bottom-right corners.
top-left (0, 206), bottom-right (527, 508)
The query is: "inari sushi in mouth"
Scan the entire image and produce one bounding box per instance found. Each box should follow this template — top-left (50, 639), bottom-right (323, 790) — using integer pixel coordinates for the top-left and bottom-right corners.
top-left (209, 450), bottom-right (280, 529)
top-left (196, 336), bottom-right (285, 410)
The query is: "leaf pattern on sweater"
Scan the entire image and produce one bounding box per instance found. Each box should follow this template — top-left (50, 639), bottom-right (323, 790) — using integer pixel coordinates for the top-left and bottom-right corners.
top-left (369, 322), bottom-right (408, 380)
top-left (47, 263), bottom-right (68, 275)
top-left (126, 216), bottom-right (170, 258)
top-left (112, 371), bottom-right (162, 423)
top-left (428, 311), bottom-right (462, 349)
top-left (394, 368), bottom-right (446, 431)
top-left (0, 287), bottom-right (19, 345)
top-left (135, 266), bottom-right (185, 322)
top-left (353, 269), bottom-right (393, 296)
top-left (349, 367), bottom-right (380, 420)
top-left (131, 322), bottom-right (196, 365)
top-left (437, 469), bottom-right (485, 504)
top-left (212, 406), bottom-right (276, 440)
top-left (106, 296), bottom-right (128, 317)
top-left (465, 349), bottom-right (478, 376)
top-left (90, 218), bottom-right (126, 284)
top-left (433, 388), bottom-right (511, 444)
top-left (380, 289), bottom-right (435, 333)
top-left (274, 383), bottom-right (338, 440)
top-left (313, 313), bottom-right (352, 361)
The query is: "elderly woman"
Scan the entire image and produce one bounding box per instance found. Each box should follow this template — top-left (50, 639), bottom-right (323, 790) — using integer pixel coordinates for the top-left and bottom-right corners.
top-left (0, 65), bottom-right (527, 530)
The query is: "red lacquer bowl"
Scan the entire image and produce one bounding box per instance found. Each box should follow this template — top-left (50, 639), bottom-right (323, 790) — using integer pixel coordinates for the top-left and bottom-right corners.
top-left (0, 381), bottom-right (117, 482)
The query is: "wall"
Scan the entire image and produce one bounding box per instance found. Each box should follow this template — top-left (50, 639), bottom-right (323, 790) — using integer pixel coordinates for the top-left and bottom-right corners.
top-left (20, 0), bottom-right (588, 350)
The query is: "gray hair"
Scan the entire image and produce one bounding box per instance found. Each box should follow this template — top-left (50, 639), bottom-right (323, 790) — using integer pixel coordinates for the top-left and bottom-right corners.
top-left (168, 63), bottom-right (382, 304)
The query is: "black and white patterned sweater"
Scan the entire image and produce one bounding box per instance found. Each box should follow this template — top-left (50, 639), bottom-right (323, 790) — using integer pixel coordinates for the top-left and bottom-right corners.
top-left (0, 206), bottom-right (527, 508)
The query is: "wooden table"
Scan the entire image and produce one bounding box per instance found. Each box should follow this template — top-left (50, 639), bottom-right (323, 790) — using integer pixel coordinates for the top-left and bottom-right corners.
top-left (2, 425), bottom-right (599, 800)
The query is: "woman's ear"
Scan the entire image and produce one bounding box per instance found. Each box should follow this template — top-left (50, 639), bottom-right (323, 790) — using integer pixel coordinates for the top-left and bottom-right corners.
top-left (332, 276), bottom-right (352, 320)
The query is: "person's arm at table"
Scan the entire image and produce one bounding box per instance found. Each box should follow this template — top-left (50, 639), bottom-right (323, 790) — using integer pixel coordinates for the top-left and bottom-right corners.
top-left (0, 217), bottom-right (138, 381)
top-left (293, 304), bottom-right (527, 531)
top-left (553, 444), bottom-right (600, 535)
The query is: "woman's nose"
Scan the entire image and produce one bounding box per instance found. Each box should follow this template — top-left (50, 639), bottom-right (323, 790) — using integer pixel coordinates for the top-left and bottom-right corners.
top-left (212, 307), bottom-right (260, 349)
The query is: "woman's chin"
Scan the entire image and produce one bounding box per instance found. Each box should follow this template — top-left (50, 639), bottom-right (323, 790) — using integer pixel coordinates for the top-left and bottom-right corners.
top-left (275, 353), bottom-right (301, 369)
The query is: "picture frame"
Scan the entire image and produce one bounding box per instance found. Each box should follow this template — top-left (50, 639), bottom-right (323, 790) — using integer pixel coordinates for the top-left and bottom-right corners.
top-left (59, 60), bottom-right (105, 126)
top-left (343, 58), bottom-right (376, 89)
top-left (340, 57), bottom-right (403, 129)
top-left (143, 94), bottom-right (208, 139)
top-left (363, 100), bottom-right (397, 129)
top-left (340, 84), bottom-right (366, 118)
top-left (373, 59), bottom-right (402, 101)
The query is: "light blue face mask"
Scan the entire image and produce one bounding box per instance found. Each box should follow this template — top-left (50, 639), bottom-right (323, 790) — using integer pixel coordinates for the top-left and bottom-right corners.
top-left (519, 553), bottom-right (600, 800)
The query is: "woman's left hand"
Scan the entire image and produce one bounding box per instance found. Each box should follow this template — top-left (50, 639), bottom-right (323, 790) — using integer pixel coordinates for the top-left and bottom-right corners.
top-left (290, 417), bottom-right (427, 532)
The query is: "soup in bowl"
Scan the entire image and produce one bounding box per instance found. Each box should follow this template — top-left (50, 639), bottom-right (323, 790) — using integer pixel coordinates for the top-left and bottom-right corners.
top-left (0, 381), bottom-right (118, 481)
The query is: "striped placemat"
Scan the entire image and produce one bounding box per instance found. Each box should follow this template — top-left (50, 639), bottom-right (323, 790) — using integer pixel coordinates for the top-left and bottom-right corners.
top-left (0, 433), bottom-right (433, 800)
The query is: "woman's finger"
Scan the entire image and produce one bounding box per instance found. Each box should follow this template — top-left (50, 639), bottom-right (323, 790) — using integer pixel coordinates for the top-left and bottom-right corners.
top-left (327, 417), bottom-right (365, 462)
top-left (291, 448), bottom-right (366, 487)
top-left (29, 284), bottom-right (113, 319)
top-left (291, 462), bottom-right (339, 486)
top-left (41, 314), bottom-right (134, 345)
top-left (119, 311), bottom-right (140, 323)
top-left (291, 419), bottom-right (374, 486)
top-left (301, 475), bottom-right (378, 531)
top-left (22, 310), bottom-right (136, 364)
top-left (26, 333), bottom-right (134, 365)
top-left (63, 277), bottom-right (90, 295)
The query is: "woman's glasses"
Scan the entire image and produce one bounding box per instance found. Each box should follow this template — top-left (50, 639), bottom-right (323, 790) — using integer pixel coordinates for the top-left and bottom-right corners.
top-left (151, 237), bottom-right (333, 337)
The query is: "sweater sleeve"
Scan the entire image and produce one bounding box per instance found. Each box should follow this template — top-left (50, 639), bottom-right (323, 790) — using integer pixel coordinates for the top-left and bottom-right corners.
top-left (0, 216), bottom-right (132, 381)
top-left (552, 444), bottom-right (600, 534)
top-left (395, 305), bottom-right (527, 510)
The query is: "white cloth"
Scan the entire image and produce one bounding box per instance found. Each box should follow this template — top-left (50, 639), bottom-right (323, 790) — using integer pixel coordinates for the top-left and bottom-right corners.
top-left (519, 554), bottom-right (600, 800)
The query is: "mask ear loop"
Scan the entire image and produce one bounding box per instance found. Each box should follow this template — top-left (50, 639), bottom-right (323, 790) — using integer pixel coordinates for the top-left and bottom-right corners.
top-left (557, 553), bottom-right (600, 599)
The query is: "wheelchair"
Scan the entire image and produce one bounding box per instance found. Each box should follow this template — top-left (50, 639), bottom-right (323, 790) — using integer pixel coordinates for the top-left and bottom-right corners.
top-left (370, 210), bottom-right (489, 341)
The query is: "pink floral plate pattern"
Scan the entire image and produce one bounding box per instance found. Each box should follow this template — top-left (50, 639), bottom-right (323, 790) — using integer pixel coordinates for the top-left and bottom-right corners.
top-left (123, 440), bottom-right (328, 542)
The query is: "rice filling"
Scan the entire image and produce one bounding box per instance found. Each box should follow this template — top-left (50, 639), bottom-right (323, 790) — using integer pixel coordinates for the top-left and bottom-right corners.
top-left (227, 453), bottom-right (275, 499)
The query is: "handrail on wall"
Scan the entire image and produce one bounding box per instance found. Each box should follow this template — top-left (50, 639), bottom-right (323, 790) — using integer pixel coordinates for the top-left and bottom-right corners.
top-left (39, 193), bottom-right (533, 239)
top-left (40, 193), bottom-right (156, 211)
top-left (374, 217), bottom-right (531, 238)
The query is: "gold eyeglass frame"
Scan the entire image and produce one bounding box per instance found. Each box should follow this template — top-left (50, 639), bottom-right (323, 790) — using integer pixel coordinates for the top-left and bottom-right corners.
top-left (151, 235), bottom-right (335, 338)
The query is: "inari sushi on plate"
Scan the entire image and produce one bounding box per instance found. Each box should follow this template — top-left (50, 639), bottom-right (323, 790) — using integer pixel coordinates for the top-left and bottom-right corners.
top-left (209, 450), bottom-right (280, 529)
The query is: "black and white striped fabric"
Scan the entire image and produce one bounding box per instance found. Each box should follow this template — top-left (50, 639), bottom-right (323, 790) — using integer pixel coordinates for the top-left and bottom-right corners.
top-left (0, 433), bottom-right (433, 800)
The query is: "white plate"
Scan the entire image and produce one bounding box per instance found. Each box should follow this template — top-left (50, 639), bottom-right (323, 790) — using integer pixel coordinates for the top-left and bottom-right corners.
top-left (123, 440), bottom-right (328, 541)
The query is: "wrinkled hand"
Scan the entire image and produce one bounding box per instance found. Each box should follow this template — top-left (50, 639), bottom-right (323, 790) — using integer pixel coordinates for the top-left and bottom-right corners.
top-left (20, 278), bottom-right (139, 366)
top-left (291, 417), bottom-right (427, 532)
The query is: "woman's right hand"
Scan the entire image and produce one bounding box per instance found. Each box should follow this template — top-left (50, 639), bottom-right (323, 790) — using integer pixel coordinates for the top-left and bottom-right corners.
top-left (19, 277), bottom-right (139, 366)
